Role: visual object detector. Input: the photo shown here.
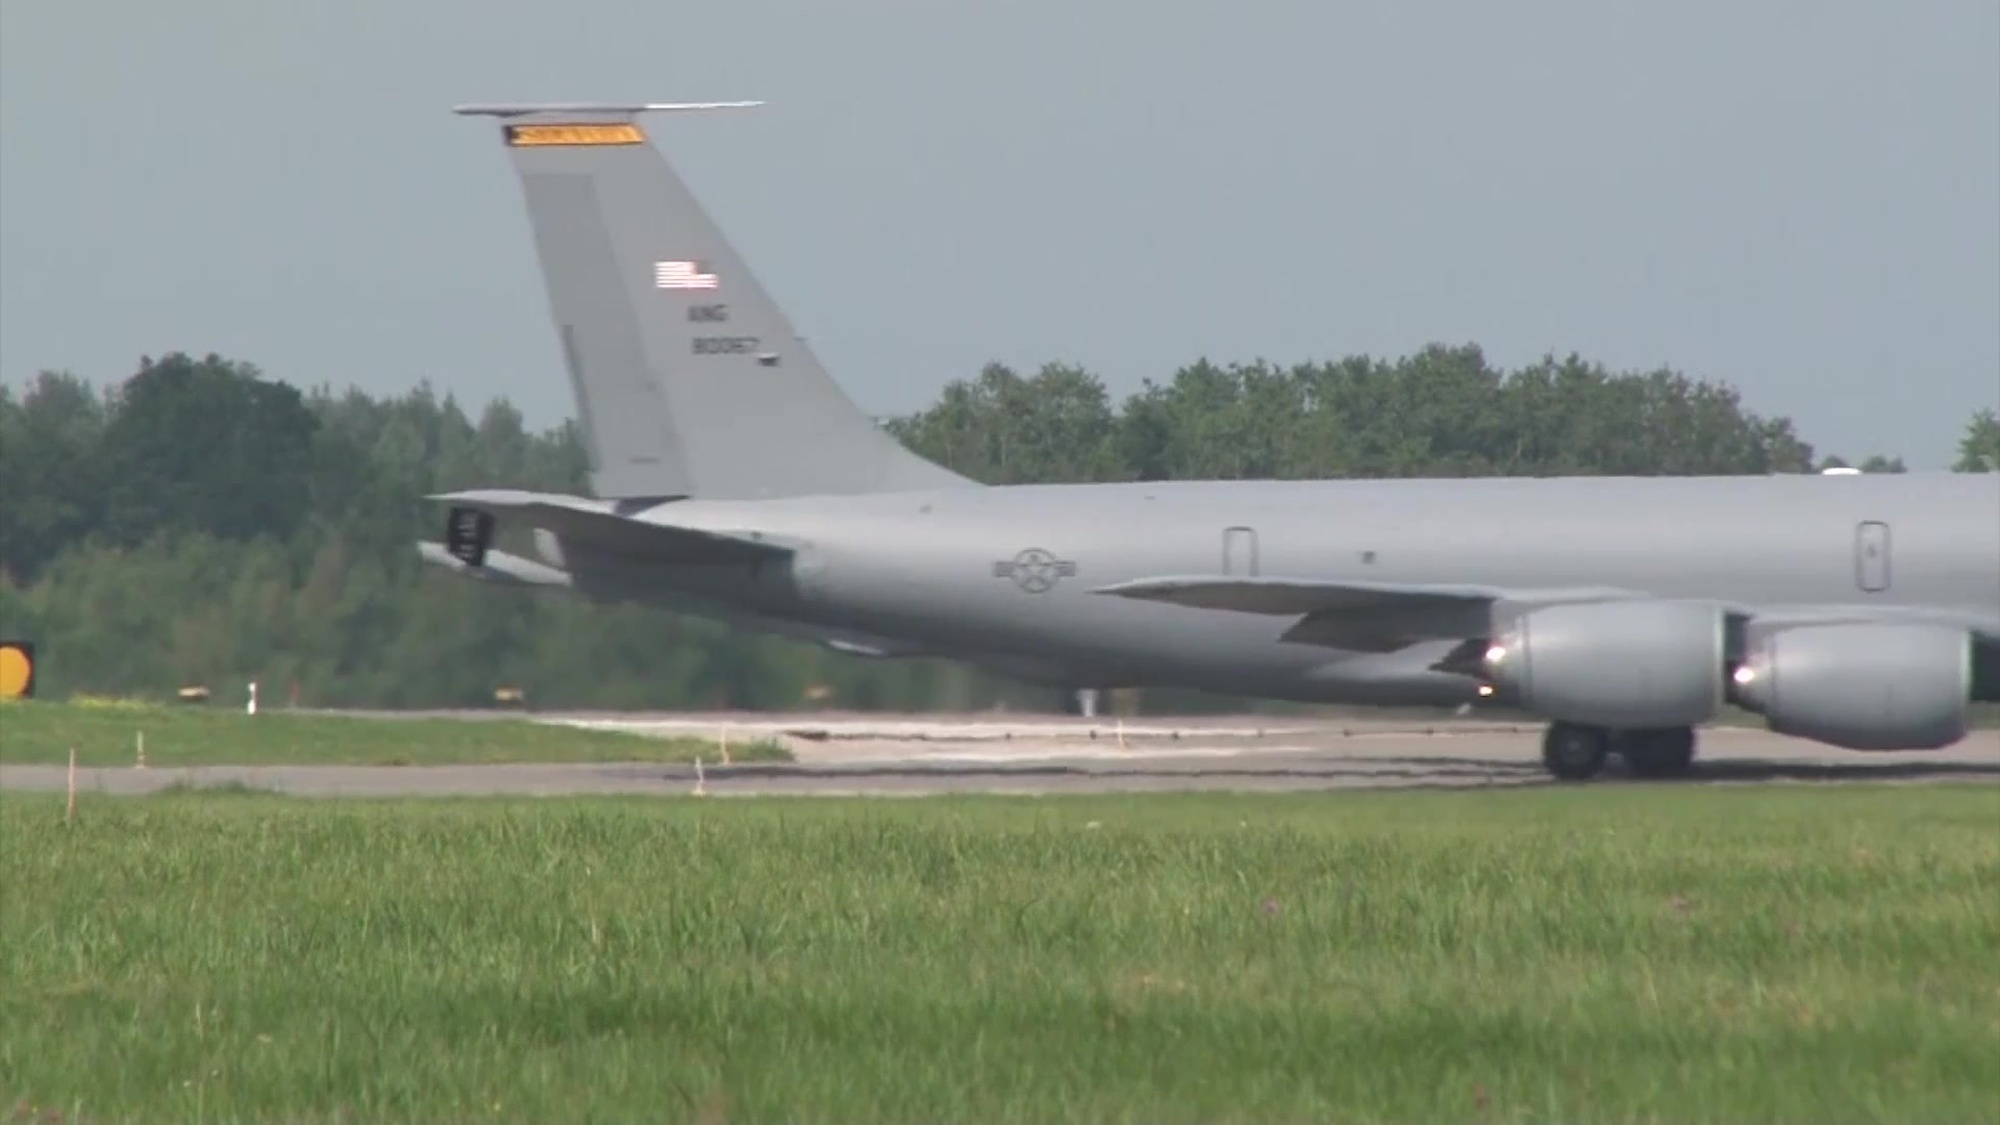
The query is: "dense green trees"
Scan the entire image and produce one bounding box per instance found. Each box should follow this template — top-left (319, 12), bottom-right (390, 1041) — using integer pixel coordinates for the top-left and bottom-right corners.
top-left (0, 355), bottom-right (1018, 710)
top-left (886, 346), bottom-right (1830, 481)
top-left (0, 348), bottom-right (1990, 710)
top-left (1953, 408), bottom-right (2000, 473)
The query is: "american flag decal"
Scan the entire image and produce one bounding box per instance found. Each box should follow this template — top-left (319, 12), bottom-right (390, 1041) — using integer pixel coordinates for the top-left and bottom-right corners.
top-left (654, 260), bottom-right (719, 290)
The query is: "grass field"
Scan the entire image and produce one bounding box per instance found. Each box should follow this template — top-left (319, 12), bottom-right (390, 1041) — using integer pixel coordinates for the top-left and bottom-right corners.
top-left (0, 700), bottom-right (787, 768)
top-left (3, 787), bottom-right (1997, 1124)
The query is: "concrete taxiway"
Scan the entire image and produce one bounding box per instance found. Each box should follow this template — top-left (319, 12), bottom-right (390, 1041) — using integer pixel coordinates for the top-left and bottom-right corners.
top-left (4, 713), bottom-right (1997, 798)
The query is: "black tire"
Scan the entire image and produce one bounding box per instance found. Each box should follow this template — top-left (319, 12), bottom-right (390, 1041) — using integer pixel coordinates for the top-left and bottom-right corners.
top-left (1621, 727), bottom-right (1697, 779)
top-left (1542, 722), bottom-right (1610, 781)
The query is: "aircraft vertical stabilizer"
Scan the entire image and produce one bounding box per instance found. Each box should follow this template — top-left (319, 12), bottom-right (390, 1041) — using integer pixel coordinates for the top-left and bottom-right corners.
top-left (455, 101), bottom-right (973, 501)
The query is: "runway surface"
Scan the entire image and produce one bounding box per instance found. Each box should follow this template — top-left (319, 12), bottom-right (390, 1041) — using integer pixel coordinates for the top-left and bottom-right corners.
top-left (5, 712), bottom-right (1998, 798)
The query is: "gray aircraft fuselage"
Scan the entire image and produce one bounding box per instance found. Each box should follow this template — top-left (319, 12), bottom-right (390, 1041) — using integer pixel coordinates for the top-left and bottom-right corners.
top-left (563, 471), bottom-right (2000, 704)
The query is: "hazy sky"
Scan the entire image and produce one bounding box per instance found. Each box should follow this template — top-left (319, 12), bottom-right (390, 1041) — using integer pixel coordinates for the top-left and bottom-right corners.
top-left (3, 0), bottom-right (1995, 466)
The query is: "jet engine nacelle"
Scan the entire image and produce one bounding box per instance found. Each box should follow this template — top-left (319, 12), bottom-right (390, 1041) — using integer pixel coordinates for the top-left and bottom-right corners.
top-left (1731, 622), bottom-right (1970, 750)
top-left (1481, 599), bottom-right (1727, 728)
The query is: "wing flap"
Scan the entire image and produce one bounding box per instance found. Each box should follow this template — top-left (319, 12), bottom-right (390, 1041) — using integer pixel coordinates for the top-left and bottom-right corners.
top-left (432, 489), bottom-right (792, 564)
top-left (418, 542), bottom-right (573, 587)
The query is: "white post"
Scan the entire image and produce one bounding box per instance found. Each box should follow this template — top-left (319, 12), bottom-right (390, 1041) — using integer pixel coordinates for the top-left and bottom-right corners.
top-left (136, 731), bottom-right (147, 769)
top-left (246, 681), bottom-right (259, 716)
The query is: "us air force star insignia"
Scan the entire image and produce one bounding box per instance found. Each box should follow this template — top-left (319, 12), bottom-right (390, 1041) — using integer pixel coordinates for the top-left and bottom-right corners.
top-left (991, 548), bottom-right (1077, 594)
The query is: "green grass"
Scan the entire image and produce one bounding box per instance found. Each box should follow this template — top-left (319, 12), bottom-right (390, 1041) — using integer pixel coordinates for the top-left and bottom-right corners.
top-left (3, 788), bottom-right (1997, 1124)
top-left (0, 700), bottom-right (787, 767)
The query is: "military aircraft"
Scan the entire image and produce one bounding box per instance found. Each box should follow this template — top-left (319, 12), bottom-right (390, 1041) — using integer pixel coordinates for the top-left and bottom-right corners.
top-left (423, 101), bottom-right (2000, 782)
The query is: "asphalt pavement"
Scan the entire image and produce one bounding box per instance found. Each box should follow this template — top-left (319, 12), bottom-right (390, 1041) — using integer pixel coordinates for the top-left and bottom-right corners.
top-left (5, 715), bottom-right (1995, 798)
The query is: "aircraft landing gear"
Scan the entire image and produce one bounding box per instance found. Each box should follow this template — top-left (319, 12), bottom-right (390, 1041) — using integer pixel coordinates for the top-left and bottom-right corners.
top-left (1541, 722), bottom-right (1610, 781)
top-left (1540, 722), bottom-right (1700, 781)
top-left (1617, 727), bottom-right (1698, 779)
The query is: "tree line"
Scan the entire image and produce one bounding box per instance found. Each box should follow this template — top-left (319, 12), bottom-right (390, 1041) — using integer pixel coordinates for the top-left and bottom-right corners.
top-left (1, 346), bottom-right (1994, 711)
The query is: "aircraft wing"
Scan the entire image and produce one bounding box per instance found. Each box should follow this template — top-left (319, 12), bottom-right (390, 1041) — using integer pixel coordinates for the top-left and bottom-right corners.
top-left (1094, 575), bottom-right (2000, 654)
top-left (1091, 575), bottom-right (1643, 652)
top-left (431, 489), bottom-right (793, 564)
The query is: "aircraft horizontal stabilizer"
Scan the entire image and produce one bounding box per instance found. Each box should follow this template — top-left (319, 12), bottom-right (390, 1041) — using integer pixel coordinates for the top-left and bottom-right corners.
top-left (1092, 575), bottom-right (1643, 651)
top-left (431, 489), bottom-right (793, 564)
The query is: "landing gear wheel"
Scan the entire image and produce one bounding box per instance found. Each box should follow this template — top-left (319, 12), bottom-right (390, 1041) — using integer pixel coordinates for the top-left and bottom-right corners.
top-left (1542, 722), bottom-right (1610, 781)
top-left (1620, 727), bottom-right (1697, 779)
